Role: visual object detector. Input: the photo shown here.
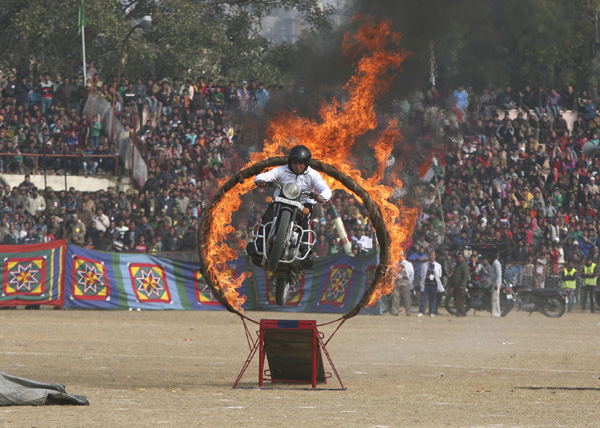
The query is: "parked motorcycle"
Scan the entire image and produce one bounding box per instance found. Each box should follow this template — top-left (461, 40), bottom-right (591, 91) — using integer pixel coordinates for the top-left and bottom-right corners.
top-left (513, 286), bottom-right (568, 317)
top-left (250, 182), bottom-right (318, 305)
top-left (445, 281), bottom-right (515, 317)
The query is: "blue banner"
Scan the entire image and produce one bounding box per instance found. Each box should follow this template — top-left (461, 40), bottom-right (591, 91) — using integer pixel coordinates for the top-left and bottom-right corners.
top-left (64, 246), bottom-right (249, 311)
top-left (1, 241), bottom-right (380, 313)
top-left (250, 252), bottom-right (379, 313)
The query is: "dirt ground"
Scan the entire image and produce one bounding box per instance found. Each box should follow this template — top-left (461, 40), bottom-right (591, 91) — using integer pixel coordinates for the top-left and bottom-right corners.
top-left (0, 306), bottom-right (599, 428)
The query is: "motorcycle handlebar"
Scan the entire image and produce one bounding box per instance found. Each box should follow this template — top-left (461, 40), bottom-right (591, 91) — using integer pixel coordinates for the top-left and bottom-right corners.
top-left (259, 182), bottom-right (323, 202)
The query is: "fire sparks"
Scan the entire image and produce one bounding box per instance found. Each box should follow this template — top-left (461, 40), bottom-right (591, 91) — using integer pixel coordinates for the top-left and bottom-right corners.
top-left (203, 16), bottom-right (419, 311)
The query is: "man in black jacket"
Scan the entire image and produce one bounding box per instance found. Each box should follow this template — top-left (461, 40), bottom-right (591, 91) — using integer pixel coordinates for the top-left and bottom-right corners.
top-left (448, 253), bottom-right (470, 317)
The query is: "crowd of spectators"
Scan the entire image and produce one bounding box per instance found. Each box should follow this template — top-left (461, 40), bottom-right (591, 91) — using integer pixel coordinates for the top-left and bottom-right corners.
top-left (0, 73), bottom-right (275, 252)
top-left (404, 83), bottom-right (600, 286)
top-left (3, 71), bottom-right (600, 276)
top-left (0, 71), bottom-right (380, 256)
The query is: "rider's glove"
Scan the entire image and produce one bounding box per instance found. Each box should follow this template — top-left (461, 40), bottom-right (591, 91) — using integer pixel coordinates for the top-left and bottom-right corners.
top-left (256, 181), bottom-right (267, 188)
top-left (316, 195), bottom-right (325, 204)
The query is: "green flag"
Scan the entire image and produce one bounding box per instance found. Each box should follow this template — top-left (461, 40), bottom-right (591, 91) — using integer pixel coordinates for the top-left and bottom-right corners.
top-left (78, 0), bottom-right (86, 35)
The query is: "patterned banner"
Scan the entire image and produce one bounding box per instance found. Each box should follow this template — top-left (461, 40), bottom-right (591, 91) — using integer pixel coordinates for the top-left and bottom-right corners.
top-left (251, 253), bottom-right (379, 313)
top-left (64, 246), bottom-right (249, 311)
top-left (0, 240), bottom-right (66, 307)
top-left (0, 242), bottom-right (380, 313)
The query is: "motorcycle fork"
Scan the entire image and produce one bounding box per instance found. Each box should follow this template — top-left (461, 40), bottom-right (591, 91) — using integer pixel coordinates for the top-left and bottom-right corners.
top-left (268, 204), bottom-right (298, 264)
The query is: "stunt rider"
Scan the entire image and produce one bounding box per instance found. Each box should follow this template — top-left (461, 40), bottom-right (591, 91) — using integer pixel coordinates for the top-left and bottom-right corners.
top-left (248, 145), bottom-right (332, 269)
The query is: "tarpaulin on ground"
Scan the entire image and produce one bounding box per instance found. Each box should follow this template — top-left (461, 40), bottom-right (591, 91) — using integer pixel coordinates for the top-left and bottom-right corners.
top-left (250, 252), bottom-right (379, 313)
top-left (64, 245), bottom-right (249, 311)
top-left (0, 371), bottom-right (88, 406)
top-left (0, 240), bottom-right (65, 308)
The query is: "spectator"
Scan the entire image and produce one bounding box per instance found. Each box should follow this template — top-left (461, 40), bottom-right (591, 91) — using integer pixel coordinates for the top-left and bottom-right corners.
top-left (40, 73), bottom-right (54, 115)
top-left (15, 76), bottom-right (32, 110)
top-left (237, 81), bottom-right (251, 111)
top-left (546, 88), bottom-right (562, 120)
top-left (448, 252), bottom-right (469, 317)
top-left (91, 208), bottom-right (110, 232)
top-left (584, 97), bottom-right (597, 123)
top-left (163, 227), bottom-right (181, 251)
top-left (254, 83), bottom-right (270, 108)
top-left (417, 250), bottom-right (444, 317)
top-left (580, 256), bottom-right (597, 313)
top-left (89, 115), bottom-right (101, 149)
top-left (453, 86), bottom-right (468, 110)
top-left (67, 213), bottom-right (86, 245)
top-left (560, 258), bottom-right (578, 313)
top-left (490, 252), bottom-right (503, 317)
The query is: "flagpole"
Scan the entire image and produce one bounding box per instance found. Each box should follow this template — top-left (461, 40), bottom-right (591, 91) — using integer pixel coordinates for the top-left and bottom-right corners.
top-left (78, 0), bottom-right (87, 86)
top-left (81, 25), bottom-right (87, 87)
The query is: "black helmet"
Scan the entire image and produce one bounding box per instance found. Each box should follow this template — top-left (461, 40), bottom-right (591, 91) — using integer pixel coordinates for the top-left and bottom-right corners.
top-left (288, 145), bottom-right (311, 170)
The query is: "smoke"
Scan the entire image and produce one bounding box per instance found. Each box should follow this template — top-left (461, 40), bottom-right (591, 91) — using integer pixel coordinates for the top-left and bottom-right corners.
top-left (231, 2), bottom-right (457, 209)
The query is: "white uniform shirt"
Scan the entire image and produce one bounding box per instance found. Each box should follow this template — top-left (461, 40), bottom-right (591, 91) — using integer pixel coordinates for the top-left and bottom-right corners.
top-left (255, 165), bottom-right (332, 204)
top-left (396, 260), bottom-right (415, 288)
top-left (419, 261), bottom-right (445, 293)
top-left (491, 259), bottom-right (502, 287)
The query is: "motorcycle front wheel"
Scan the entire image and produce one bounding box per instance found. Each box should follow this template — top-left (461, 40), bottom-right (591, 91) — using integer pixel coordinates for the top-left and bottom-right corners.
top-left (541, 297), bottom-right (566, 318)
top-left (500, 294), bottom-right (514, 317)
top-left (267, 210), bottom-right (292, 272)
top-left (275, 275), bottom-right (290, 306)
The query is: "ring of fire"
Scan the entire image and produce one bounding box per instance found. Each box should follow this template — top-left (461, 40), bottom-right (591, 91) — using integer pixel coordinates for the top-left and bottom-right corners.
top-left (197, 155), bottom-right (391, 321)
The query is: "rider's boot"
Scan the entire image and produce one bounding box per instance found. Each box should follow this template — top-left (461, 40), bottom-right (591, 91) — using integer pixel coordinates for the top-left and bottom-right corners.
top-left (246, 241), bottom-right (264, 268)
top-left (246, 241), bottom-right (257, 256)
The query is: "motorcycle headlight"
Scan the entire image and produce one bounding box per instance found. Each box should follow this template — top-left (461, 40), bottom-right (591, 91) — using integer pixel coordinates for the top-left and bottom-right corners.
top-left (282, 182), bottom-right (301, 199)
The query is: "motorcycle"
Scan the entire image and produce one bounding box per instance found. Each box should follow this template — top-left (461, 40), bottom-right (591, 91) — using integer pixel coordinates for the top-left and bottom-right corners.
top-left (250, 182), bottom-right (319, 305)
top-left (513, 286), bottom-right (568, 318)
top-left (445, 280), bottom-right (515, 317)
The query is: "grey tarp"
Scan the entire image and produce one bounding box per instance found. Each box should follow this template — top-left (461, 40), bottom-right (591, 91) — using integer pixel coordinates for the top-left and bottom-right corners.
top-left (0, 372), bottom-right (89, 406)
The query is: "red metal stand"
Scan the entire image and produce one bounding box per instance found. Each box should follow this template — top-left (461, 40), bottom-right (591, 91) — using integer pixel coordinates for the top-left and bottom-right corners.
top-left (233, 319), bottom-right (345, 389)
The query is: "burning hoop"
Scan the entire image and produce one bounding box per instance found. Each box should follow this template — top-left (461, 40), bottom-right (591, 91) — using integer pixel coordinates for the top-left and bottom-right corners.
top-left (197, 155), bottom-right (391, 320)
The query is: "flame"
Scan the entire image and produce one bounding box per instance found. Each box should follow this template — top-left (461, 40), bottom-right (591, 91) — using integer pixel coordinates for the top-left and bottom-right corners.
top-left (204, 16), bottom-right (419, 312)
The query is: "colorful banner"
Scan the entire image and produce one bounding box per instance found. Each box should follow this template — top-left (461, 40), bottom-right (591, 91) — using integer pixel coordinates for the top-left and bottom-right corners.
top-left (0, 240), bottom-right (66, 307)
top-left (251, 252), bottom-right (379, 314)
top-left (64, 246), bottom-right (251, 311)
top-left (0, 242), bottom-right (380, 313)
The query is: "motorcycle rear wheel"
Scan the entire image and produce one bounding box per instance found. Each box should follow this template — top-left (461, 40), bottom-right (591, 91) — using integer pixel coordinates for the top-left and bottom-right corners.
top-left (445, 293), bottom-right (471, 315)
top-left (275, 275), bottom-right (290, 306)
top-left (541, 297), bottom-right (566, 318)
top-left (500, 294), bottom-right (514, 317)
top-left (267, 210), bottom-right (292, 272)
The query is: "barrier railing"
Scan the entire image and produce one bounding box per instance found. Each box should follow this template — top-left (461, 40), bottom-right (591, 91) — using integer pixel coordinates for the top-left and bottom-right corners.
top-left (0, 152), bottom-right (120, 176)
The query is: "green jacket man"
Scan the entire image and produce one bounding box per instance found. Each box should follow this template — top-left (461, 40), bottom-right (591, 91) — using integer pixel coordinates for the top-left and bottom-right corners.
top-left (560, 259), bottom-right (577, 312)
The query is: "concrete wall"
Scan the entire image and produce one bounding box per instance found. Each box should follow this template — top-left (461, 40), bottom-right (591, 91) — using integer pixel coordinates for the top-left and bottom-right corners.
top-left (0, 173), bottom-right (129, 193)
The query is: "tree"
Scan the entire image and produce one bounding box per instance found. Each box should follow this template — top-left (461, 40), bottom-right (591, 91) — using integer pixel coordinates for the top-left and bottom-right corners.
top-left (0, 0), bottom-right (334, 83)
top-left (343, 0), bottom-right (600, 96)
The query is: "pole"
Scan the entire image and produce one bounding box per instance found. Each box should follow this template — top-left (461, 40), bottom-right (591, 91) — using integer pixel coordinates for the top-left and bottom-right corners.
top-left (63, 142), bottom-right (67, 193)
top-left (42, 142), bottom-right (47, 192)
top-left (131, 114), bottom-right (136, 189)
top-left (433, 169), bottom-right (446, 231)
top-left (81, 26), bottom-right (87, 88)
top-left (89, 62), bottom-right (95, 120)
top-left (110, 25), bottom-right (139, 143)
top-left (429, 40), bottom-right (437, 87)
top-left (110, 56), bottom-right (122, 143)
